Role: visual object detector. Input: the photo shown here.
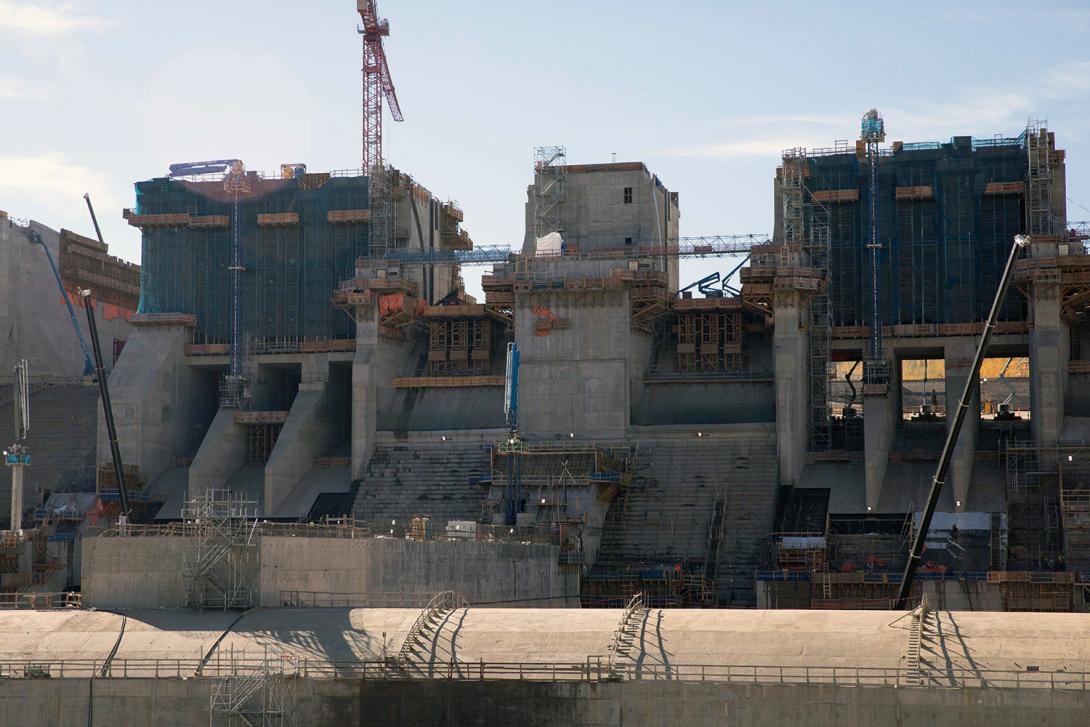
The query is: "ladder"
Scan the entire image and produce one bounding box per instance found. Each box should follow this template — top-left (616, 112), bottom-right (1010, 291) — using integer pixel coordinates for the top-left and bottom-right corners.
top-left (902, 606), bottom-right (926, 686)
top-left (990, 512), bottom-right (1003, 570)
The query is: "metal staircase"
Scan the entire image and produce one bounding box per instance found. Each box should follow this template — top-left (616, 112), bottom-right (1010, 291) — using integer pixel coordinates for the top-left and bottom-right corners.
top-left (209, 651), bottom-right (294, 726)
top-left (182, 489), bottom-right (257, 610)
top-left (396, 591), bottom-right (468, 677)
top-left (607, 592), bottom-right (649, 679)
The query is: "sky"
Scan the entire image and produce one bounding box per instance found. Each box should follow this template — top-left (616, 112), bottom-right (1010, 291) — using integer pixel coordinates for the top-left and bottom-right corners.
top-left (1, 0), bottom-right (1089, 299)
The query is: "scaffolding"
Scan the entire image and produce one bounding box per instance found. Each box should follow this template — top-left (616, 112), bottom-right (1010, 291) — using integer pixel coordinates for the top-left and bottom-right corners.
top-left (533, 146), bottom-right (567, 241)
top-left (209, 647), bottom-right (295, 726)
top-left (1004, 443), bottom-right (1065, 569)
top-left (369, 164), bottom-right (393, 259)
top-left (181, 489), bottom-right (257, 610)
top-left (130, 172), bottom-right (368, 345)
top-left (784, 147), bottom-right (835, 451)
top-left (804, 133), bottom-right (1030, 329)
top-left (1026, 120), bottom-right (1054, 236)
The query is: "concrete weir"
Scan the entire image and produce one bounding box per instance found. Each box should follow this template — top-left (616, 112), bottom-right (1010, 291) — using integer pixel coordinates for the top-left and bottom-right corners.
top-left (0, 608), bottom-right (1089, 725)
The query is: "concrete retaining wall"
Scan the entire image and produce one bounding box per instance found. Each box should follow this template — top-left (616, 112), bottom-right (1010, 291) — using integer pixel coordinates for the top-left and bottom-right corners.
top-left (82, 535), bottom-right (578, 609)
top-left (82, 536), bottom-right (190, 609)
top-left (3, 678), bottom-right (1088, 727)
top-left (259, 537), bottom-right (578, 607)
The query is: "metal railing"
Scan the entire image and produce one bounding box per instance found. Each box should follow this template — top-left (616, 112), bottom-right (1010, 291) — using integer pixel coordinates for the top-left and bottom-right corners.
top-left (396, 591), bottom-right (468, 669)
top-left (0, 592), bottom-right (81, 609)
top-left (644, 366), bottom-right (774, 384)
top-left (279, 591), bottom-right (437, 608)
top-left (95, 519), bottom-right (565, 546)
top-left (0, 657), bottom-right (1088, 690)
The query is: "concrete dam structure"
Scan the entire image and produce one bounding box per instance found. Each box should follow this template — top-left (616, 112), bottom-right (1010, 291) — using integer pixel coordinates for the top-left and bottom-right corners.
top-left (1, 5), bottom-right (1089, 720)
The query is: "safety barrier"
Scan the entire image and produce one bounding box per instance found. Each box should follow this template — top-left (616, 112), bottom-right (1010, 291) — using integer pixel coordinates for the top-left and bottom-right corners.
top-left (0, 657), bottom-right (1088, 690)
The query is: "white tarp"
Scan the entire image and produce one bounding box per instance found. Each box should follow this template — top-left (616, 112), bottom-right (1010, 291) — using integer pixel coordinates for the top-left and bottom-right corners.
top-left (535, 232), bottom-right (563, 256)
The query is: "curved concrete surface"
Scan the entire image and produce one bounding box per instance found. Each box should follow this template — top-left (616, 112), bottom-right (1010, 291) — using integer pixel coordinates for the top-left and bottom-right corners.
top-left (1, 608), bottom-right (1089, 675)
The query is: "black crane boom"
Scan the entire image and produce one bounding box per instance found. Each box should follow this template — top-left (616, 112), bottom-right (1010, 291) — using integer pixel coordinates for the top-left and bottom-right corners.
top-left (893, 234), bottom-right (1029, 609)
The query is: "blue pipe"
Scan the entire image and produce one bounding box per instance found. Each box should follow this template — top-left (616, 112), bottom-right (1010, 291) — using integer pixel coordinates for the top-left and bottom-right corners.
top-left (30, 230), bottom-right (94, 376)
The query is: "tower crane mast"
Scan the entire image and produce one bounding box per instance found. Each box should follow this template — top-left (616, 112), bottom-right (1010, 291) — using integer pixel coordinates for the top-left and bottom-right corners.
top-left (357, 0), bottom-right (403, 173)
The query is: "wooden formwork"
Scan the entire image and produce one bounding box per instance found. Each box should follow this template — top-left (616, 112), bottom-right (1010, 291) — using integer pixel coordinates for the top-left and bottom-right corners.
top-left (676, 309), bottom-right (743, 373)
top-left (426, 318), bottom-right (498, 375)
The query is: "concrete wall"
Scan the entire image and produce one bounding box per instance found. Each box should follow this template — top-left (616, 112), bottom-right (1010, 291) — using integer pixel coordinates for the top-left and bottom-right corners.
top-left (351, 309), bottom-right (414, 479)
top-left (82, 535), bottom-right (578, 610)
top-left (0, 219), bottom-right (131, 385)
top-left (517, 288), bottom-right (631, 439)
top-left (259, 537), bottom-right (577, 607)
top-left (82, 536), bottom-right (189, 609)
top-left (97, 323), bottom-right (214, 487)
top-left (394, 177), bottom-right (460, 303)
top-left (188, 408), bottom-right (248, 502)
top-left (3, 677), bottom-right (1089, 727)
top-left (1029, 260), bottom-right (1069, 445)
top-left (631, 382), bottom-right (776, 425)
top-left (773, 288), bottom-right (809, 488)
top-left (381, 387), bottom-right (507, 431)
top-left (265, 384), bottom-right (335, 513)
top-left (524, 167), bottom-right (678, 251)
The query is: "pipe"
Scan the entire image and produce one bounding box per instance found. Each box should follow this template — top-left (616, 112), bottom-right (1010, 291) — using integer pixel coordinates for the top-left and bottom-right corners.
top-left (893, 234), bottom-right (1028, 609)
top-left (81, 289), bottom-right (131, 515)
top-left (30, 230), bottom-right (94, 376)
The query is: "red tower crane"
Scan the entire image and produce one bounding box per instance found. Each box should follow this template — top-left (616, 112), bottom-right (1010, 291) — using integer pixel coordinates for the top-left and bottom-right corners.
top-left (357, 0), bottom-right (403, 173)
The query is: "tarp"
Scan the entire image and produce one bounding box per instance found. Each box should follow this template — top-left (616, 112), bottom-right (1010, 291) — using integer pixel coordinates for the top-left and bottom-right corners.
top-left (535, 232), bottom-right (563, 256)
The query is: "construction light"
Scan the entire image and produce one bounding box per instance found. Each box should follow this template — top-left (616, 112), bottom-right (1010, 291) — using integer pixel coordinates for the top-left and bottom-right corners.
top-left (956, 500), bottom-right (962, 508)
top-left (540, 498), bottom-right (546, 504)
top-left (441, 436), bottom-right (447, 442)
top-left (697, 432), bottom-right (703, 438)
top-left (866, 506), bottom-right (872, 511)
top-left (1069, 455), bottom-right (1074, 462)
top-left (569, 432), bottom-right (574, 438)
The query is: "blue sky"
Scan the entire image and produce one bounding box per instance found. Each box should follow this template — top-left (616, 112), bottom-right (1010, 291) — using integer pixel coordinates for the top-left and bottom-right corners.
top-left (1, 1), bottom-right (1088, 298)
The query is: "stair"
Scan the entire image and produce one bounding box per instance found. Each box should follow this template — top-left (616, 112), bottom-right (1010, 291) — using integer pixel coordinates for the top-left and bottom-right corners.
top-left (594, 431), bottom-right (778, 607)
top-left (902, 607), bottom-right (926, 686)
top-left (351, 443), bottom-right (491, 530)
